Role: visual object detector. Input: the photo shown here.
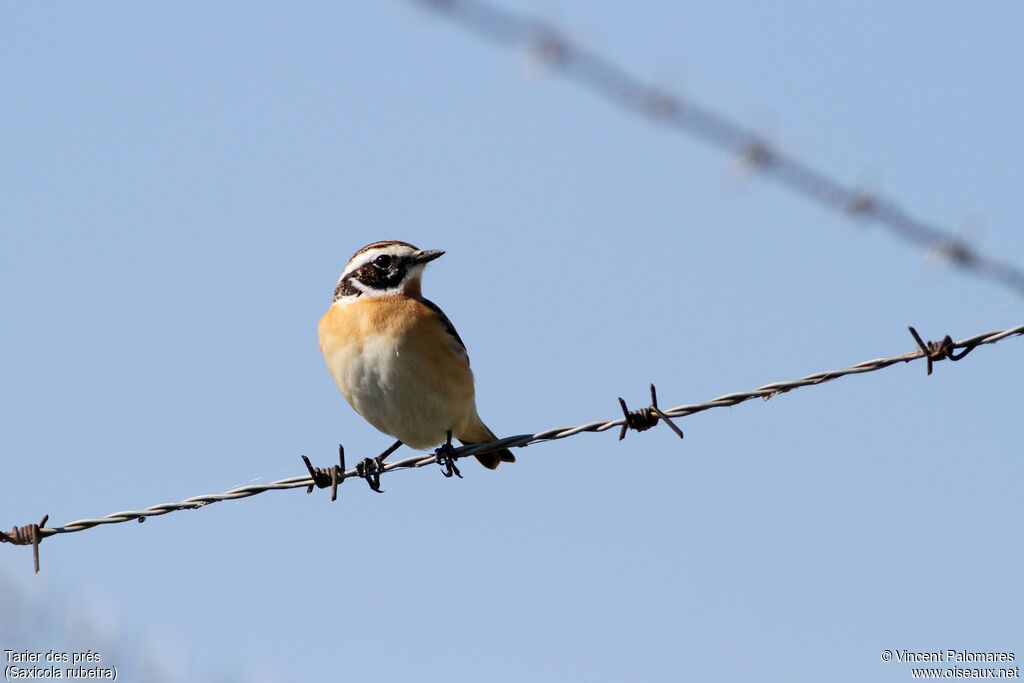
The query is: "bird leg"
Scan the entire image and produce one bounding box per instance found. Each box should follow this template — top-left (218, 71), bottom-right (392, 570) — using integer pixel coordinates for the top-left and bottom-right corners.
top-left (435, 430), bottom-right (462, 479)
top-left (355, 439), bottom-right (403, 493)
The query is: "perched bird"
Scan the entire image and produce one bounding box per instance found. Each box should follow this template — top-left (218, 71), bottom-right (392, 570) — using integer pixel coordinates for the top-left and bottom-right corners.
top-left (318, 240), bottom-right (515, 471)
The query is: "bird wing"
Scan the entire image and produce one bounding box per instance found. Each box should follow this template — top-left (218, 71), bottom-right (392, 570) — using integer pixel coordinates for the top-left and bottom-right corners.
top-left (419, 297), bottom-right (468, 356)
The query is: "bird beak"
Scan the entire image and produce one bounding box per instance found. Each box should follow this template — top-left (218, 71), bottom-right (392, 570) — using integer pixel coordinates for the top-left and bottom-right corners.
top-left (412, 249), bottom-right (445, 265)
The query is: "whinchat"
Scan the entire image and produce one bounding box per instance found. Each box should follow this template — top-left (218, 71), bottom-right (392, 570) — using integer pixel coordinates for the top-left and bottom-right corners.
top-left (318, 240), bottom-right (515, 471)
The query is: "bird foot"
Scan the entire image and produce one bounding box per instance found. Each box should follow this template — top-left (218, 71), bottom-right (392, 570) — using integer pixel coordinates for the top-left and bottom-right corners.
top-left (354, 439), bottom-right (403, 493)
top-left (435, 431), bottom-right (462, 479)
top-left (355, 456), bottom-right (385, 493)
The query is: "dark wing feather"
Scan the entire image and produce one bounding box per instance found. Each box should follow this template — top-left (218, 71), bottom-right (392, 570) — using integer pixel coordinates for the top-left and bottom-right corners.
top-left (421, 297), bottom-right (467, 354)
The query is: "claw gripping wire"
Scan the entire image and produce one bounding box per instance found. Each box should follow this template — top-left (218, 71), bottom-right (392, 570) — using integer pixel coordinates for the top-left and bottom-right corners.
top-left (435, 447), bottom-right (463, 479)
top-left (434, 431), bottom-right (463, 479)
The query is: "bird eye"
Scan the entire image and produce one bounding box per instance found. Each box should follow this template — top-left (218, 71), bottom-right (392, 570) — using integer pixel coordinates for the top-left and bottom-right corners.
top-left (374, 254), bottom-right (392, 269)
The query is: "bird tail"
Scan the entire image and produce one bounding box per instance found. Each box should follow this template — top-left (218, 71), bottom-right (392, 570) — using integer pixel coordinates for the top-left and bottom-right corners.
top-left (458, 420), bottom-right (516, 470)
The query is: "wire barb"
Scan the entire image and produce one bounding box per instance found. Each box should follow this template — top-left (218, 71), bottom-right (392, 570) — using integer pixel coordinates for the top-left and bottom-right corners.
top-left (302, 444), bottom-right (348, 501)
top-left (0, 514), bottom-right (49, 573)
top-left (908, 326), bottom-right (981, 375)
top-left (618, 383), bottom-right (685, 441)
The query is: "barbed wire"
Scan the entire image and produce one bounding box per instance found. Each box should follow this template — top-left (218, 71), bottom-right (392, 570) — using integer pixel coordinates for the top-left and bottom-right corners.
top-left (407, 0), bottom-right (1024, 297)
top-left (3, 323), bottom-right (1021, 572)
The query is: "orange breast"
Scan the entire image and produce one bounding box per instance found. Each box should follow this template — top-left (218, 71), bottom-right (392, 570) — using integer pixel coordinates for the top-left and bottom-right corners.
top-left (317, 295), bottom-right (477, 448)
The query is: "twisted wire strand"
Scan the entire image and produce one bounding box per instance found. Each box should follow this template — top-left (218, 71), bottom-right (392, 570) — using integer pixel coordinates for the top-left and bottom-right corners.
top-left (409, 0), bottom-right (1024, 297)
top-left (4, 322), bottom-right (1018, 547)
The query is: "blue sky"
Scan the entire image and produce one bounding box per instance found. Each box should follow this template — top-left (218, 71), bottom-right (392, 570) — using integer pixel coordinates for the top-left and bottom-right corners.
top-left (3, 2), bottom-right (1022, 681)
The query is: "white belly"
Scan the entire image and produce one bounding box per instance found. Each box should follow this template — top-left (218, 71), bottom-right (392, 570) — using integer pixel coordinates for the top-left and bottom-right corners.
top-left (329, 333), bottom-right (476, 450)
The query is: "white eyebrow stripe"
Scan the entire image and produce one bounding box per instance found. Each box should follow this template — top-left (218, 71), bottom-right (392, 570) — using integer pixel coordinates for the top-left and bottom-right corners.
top-left (342, 248), bottom-right (389, 277)
top-left (341, 243), bottom-right (421, 278)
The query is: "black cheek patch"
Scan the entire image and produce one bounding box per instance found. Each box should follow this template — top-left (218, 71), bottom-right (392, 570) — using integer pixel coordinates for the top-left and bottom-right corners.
top-left (382, 264), bottom-right (407, 289)
top-left (333, 277), bottom-right (361, 301)
top-left (351, 263), bottom-right (408, 292)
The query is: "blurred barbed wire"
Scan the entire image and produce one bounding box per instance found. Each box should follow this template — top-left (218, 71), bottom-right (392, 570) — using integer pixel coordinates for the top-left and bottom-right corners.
top-left (3, 323), bottom-right (1021, 571)
top-left (408, 0), bottom-right (1024, 297)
